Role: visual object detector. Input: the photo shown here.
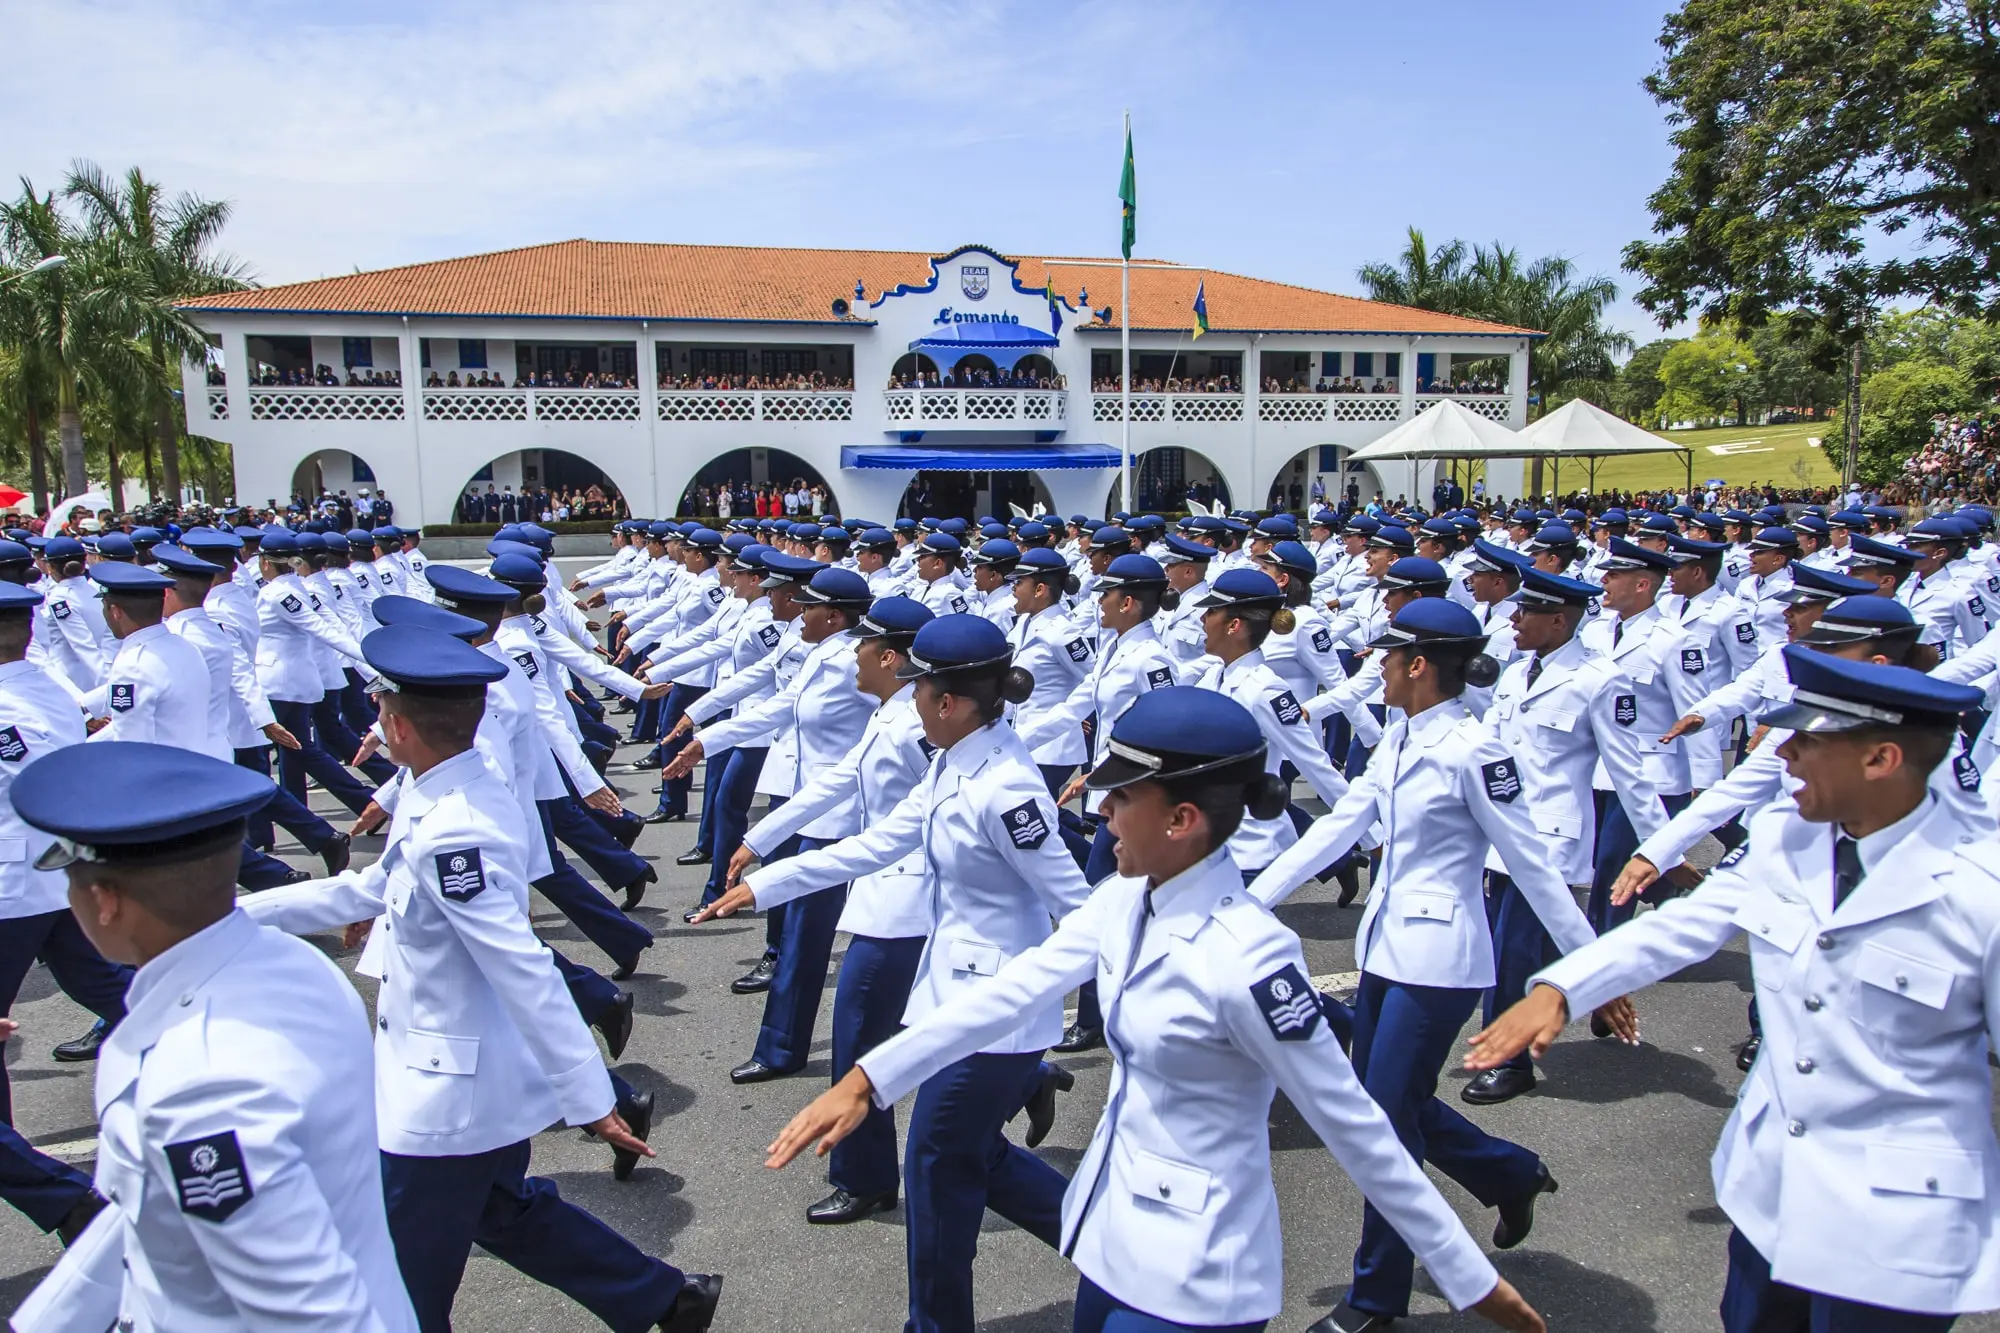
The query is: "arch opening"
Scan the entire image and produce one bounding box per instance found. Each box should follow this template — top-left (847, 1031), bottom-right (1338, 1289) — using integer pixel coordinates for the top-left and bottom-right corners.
top-left (1104, 447), bottom-right (1230, 515)
top-left (454, 448), bottom-right (632, 524)
top-left (679, 448), bottom-right (840, 520)
top-left (889, 353), bottom-right (939, 387)
top-left (289, 449), bottom-right (391, 522)
top-left (897, 470), bottom-right (1053, 522)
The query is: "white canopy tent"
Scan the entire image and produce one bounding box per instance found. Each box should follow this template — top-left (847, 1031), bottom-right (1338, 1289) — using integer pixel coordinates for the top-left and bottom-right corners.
top-left (1344, 399), bottom-right (1528, 506)
top-left (1514, 398), bottom-right (1691, 496)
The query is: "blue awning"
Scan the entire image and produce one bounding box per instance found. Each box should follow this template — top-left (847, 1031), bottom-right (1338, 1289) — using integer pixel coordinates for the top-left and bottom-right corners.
top-left (841, 443), bottom-right (1122, 471)
top-left (908, 322), bottom-right (1059, 353)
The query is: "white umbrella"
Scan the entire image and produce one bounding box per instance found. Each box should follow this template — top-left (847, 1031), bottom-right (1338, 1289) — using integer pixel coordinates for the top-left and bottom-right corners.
top-left (45, 491), bottom-right (113, 529)
top-left (1344, 399), bottom-right (1525, 461)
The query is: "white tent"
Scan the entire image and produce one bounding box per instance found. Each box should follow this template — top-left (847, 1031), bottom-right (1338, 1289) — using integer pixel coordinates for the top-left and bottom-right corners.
top-left (1344, 398), bottom-right (1525, 461)
top-left (1514, 398), bottom-right (1690, 494)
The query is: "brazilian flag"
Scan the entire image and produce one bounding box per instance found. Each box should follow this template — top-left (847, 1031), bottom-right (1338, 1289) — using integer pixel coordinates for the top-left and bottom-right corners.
top-left (1119, 125), bottom-right (1136, 260)
top-left (1192, 281), bottom-right (1209, 339)
top-left (1045, 276), bottom-right (1063, 334)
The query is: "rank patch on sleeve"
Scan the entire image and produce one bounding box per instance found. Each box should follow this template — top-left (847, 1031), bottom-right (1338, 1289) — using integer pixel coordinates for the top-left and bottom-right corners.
top-left (109, 683), bottom-right (135, 713)
top-left (0, 726), bottom-right (27, 762)
top-left (1145, 666), bottom-right (1174, 689)
top-left (279, 594), bottom-right (302, 614)
top-left (1000, 799), bottom-right (1050, 850)
top-left (308, 594), bottom-right (323, 612)
top-left (512, 651), bottom-right (539, 680)
top-left (1971, 594), bottom-right (1987, 618)
top-left (355, 571), bottom-right (371, 588)
top-left (706, 586), bottom-right (726, 604)
top-left (1954, 752), bottom-right (1981, 792)
top-left (949, 596), bottom-right (968, 614)
top-left (50, 601), bottom-right (69, 620)
top-left (758, 624), bottom-right (783, 648)
top-left (1065, 638), bottom-right (1089, 662)
top-left (1680, 647), bottom-right (1705, 674)
top-left (1271, 689), bottom-right (1303, 725)
top-left (435, 849), bottom-right (487, 902)
top-left (1481, 758), bottom-right (1522, 803)
top-left (1613, 694), bottom-right (1636, 726)
top-left (1311, 627), bottom-right (1334, 653)
top-left (166, 1131), bottom-right (253, 1223)
top-left (1717, 841), bottom-right (1751, 870)
top-left (1735, 622), bottom-right (1755, 644)
top-left (1251, 963), bottom-right (1321, 1042)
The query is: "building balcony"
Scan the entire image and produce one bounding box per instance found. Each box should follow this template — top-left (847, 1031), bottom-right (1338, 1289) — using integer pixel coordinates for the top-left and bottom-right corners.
top-left (658, 390), bottom-right (853, 423)
top-left (1090, 393), bottom-right (1244, 424)
top-left (881, 388), bottom-right (1066, 429)
top-left (248, 386), bottom-right (405, 421)
top-left (1415, 393), bottom-right (1512, 422)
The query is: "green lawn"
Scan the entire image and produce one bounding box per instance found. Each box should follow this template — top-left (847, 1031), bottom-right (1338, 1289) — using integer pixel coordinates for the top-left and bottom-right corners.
top-left (1576, 421), bottom-right (1843, 495)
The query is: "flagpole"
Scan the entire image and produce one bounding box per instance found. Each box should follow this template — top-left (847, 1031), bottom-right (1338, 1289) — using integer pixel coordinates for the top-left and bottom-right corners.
top-left (1121, 109), bottom-right (1133, 515)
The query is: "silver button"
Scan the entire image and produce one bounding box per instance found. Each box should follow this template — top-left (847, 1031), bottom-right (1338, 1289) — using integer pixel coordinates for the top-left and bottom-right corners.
top-left (1894, 974), bottom-right (1909, 989)
top-left (1787, 1119), bottom-right (1805, 1137)
top-left (1795, 1058), bottom-right (1814, 1073)
top-left (1219, 896), bottom-right (1232, 905)
top-left (178, 993), bottom-right (192, 1007)
top-left (1816, 934), bottom-right (1835, 951)
top-left (429, 1056), bottom-right (440, 1067)
top-left (1759, 924), bottom-right (1771, 935)
top-left (1926, 1177), bottom-right (1940, 1192)
top-left (1804, 995), bottom-right (1823, 1012)
top-left (379, 1018), bottom-right (388, 1030)
top-left (1157, 1183), bottom-right (1171, 1198)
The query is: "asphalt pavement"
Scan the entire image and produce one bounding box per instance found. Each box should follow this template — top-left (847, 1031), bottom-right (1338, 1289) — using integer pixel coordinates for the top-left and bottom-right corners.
top-left (4, 577), bottom-right (1997, 1331)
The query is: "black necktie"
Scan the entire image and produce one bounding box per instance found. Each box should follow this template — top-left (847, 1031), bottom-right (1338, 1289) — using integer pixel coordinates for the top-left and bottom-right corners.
top-left (1525, 655), bottom-right (1543, 690)
top-left (1612, 619), bottom-right (1625, 648)
top-left (1833, 836), bottom-right (1864, 909)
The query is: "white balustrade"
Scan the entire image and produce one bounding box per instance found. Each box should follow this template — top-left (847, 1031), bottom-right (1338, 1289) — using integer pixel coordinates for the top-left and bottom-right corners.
top-left (657, 391), bottom-right (757, 422)
top-left (1418, 393), bottom-right (1512, 422)
top-left (759, 392), bottom-right (854, 422)
top-left (1258, 395), bottom-right (1327, 424)
top-left (249, 387), bottom-right (404, 421)
top-left (1170, 395), bottom-right (1243, 424)
top-left (881, 389), bottom-right (1065, 426)
top-left (425, 389), bottom-right (527, 421)
top-left (535, 389), bottom-right (640, 421)
top-left (1326, 394), bottom-right (1406, 423)
top-left (206, 388), bottom-right (229, 420)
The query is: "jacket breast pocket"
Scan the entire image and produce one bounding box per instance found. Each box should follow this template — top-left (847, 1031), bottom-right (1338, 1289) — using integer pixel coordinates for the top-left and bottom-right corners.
top-left (1400, 891), bottom-right (1457, 924)
top-left (1533, 709), bottom-right (1576, 734)
top-left (945, 936), bottom-right (1005, 979)
top-left (1731, 891), bottom-right (1810, 987)
top-left (402, 1030), bottom-right (480, 1136)
top-left (1850, 941), bottom-right (1955, 1040)
top-left (1864, 1141), bottom-right (1984, 1276)
top-left (1128, 1149), bottom-right (1213, 1216)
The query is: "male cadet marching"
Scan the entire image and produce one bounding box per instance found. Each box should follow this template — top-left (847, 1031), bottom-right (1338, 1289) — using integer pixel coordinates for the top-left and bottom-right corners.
top-left (1472, 647), bottom-right (2000, 1332)
top-left (81, 562), bottom-right (220, 758)
top-left (10, 743), bottom-right (418, 1332)
top-left (245, 625), bottom-right (723, 1332)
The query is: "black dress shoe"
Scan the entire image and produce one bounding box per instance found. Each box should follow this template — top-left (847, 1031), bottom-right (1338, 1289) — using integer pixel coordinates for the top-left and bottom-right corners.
top-left (675, 848), bottom-right (711, 866)
top-left (1335, 857), bottom-right (1362, 908)
top-left (806, 1187), bottom-right (896, 1224)
top-left (729, 1058), bottom-right (793, 1084)
top-left (1305, 1299), bottom-right (1395, 1332)
top-left (731, 957), bottom-right (776, 994)
top-left (682, 904), bottom-right (705, 924)
top-left (623, 867), bottom-right (657, 912)
top-left (609, 817), bottom-right (641, 851)
top-left (55, 1191), bottom-right (107, 1247)
top-left (320, 830), bottom-right (352, 876)
top-left (632, 752), bottom-right (663, 771)
top-left (1493, 1163), bottom-right (1558, 1249)
top-left (659, 1272), bottom-right (723, 1331)
top-left (1460, 1065), bottom-right (1537, 1106)
top-left (595, 990), bottom-right (635, 1061)
top-left (1021, 1063), bottom-right (1074, 1148)
top-left (1589, 1009), bottom-right (1614, 1039)
top-left (1735, 1034), bottom-right (1761, 1072)
top-left (612, 1090), bottom-right (654, 1182)
top-left (1051, 1023), bottom-right (1102, 1053)
top-left (52, 1020), bottom-right (109, 1063)
top-left (612, 946), bottom-right (650, 982)
top-left (642, 810), bottom-right (685, 825)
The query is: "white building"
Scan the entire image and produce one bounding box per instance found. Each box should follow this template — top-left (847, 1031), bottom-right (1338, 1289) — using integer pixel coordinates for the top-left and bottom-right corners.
top-left (179, 240), bottom-right (1538, 524)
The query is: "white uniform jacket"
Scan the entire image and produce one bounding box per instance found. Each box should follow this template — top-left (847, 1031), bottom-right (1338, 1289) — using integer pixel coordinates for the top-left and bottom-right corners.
top-left (644, 594), bottom-right (747, 689)
top-left (1014, 623), bottom-right (1180, 814)
top-left (492, 616), bottom-right (600, 796)
top-left (915, 576), bottom-right (971, 618)
top-left (1192, 652), bottom-right (1348, 872)
top-left (1154, 580), bottom-right (1212, 667)
top-left (1537, 798), bottom-right (2000, 1316)
top-left (697, 629), bottom-right (872, 835)
top-left (1581, 604), bottom-right (1709, 793)
top-left (0, 658), bottom-right (85, 918)
top-left (85, 622), bottom-right (221, 759)
top-left (858, 849), bottom-right (1499, 1324)
top-left (48, 909), bottom-right (419, 1333)
top-left (41, 575), bottom-right (108, 691)
top-left (1262, 607), bottom-right (1345, 705)
top-left (254, 574), bottom-right (362, 704)
top-left (162, 610), bottom-right (244, 762)
top-left (245, 749), bottom-right (613, 1156)
top-left (746, 722), bottom-right (1091, 1052)
top-left (1738, 565), bottom-right (1795, 653)
top-left (1249, 697), bottom-right (1595, 989)
top-left (1006, 605), bottom-right (1093, 768)
top-left (743, 685), bottom-right (934, 939)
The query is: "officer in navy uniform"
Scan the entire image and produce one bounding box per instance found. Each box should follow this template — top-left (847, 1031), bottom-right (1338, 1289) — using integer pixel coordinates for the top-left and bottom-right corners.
top-left (763, 687), bottom-right (1546, 1333)
top-left (9, 742), bottom-right (419, 1332)
top-left (244, 626), bottom-right (722, 1332)
top-left (705, 615), bottom-right (1090, 1331)
top-left (1246, 600), bottom-right (1592, 1333)
top-left (1472, 646), bottom-right (2000, 1333)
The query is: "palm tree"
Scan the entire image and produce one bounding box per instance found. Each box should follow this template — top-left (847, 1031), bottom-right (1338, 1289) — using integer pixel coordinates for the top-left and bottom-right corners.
top-left (1356, 227), bottom-right (1469, 311)
top-left (66, 163), bottom-right (249, 505)
top-left (0, 181), bottom-right (93, 499)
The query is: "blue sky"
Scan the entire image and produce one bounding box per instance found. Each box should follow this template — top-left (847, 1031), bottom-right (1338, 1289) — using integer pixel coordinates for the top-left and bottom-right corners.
top-left (8, 0), bottom-right (1683, 342)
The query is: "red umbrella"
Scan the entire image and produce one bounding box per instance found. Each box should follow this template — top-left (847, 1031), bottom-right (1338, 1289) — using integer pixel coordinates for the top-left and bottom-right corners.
top-left (0, 487), bottom-right (25, 509)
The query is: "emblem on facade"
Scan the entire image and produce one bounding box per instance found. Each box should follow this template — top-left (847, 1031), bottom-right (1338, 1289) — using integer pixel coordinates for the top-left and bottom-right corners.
top-left (960, 265), bottom-right (989, 300)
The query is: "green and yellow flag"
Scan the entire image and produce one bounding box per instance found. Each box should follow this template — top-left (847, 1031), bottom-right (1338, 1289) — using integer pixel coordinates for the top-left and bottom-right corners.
top-left (1192, 280), bottom-right (1209, 339)
top-left (1119, 122), bottom-right (1136, 260)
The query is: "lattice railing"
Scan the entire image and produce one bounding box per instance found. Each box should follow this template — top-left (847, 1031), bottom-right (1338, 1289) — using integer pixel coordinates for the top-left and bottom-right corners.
top-left (1419, 394), bottom-right (1512, 422)
top-left (918, 391), bottom-right (962, 420)
top-left (249, 388), bottom-right (405, 421)
top-left (536, 389), bottom-right (640, 421)
top-left (1170, 395), bottom-right (1243, 423)
top-left (658, 392), bottom-right (756, 422)
top-left (424, 390), bottom-right (528, 421)
top-left (883, 391), bottom-right (917, 422)
top-left (1327, 395), bottom-right (1406, 423)
top-left (1259, 395), bottom-right (1327, 423)
top-left (759, 392), bottom-right (853, 422)
top-left (206, 388), bottom-right (229, 420)
top-left (881, 389), bottom-right (1065, 425)
top-left (1092, 394), bottom-right (1167, 422)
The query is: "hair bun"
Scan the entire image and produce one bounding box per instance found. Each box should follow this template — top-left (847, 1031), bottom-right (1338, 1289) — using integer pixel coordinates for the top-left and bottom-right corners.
top-left (1246, 772), bottom-right (1290, 822)
top-left (522, 592), bottom-right (548, 616)
top-left (999, 666), bottom-right (1035, 705)
top-left (1063, 574), bottom-right (1081, 597)
top-left (1159, 588), bottom-right (1180, 613)
top-left (1463, 653), bottom-right (1501, 689)
top-left (1271, 608), bottom-right (1296, 635)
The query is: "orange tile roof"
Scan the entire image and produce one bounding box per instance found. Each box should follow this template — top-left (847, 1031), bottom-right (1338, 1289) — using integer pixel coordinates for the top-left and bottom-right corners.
top-left (181, 238), bottom-right (1537, 337)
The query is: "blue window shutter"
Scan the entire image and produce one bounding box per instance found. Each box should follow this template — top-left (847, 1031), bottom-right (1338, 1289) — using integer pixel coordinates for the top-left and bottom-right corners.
top-left (1386, 352), bottom-right (1402, 377)
top-left (1353, 352), bottom-right (1373, 377)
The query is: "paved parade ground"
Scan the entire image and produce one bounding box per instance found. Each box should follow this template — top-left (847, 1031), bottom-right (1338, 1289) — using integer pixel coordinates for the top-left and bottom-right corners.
top-left (4, 563), bottom-right (1997, 1332)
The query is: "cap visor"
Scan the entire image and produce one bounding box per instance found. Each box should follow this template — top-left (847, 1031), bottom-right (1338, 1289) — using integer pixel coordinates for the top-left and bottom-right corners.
top-left (1758, 700), bottom-right (1872, 732)
top-left (1082, 752), bottom-right (1158, 792)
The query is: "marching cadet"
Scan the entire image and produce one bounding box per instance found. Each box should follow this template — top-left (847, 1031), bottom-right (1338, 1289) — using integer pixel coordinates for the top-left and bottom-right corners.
top-left (1902, 516), bottom-right (1994, 657)
top-left (10, 742), bottom-right (418, 1332)
top-left (1001, 548), bottom-right (1095, 796)
top-left (38, 535), bottom-right (108, 696)
top-left (909, 532), bottom-right (973, 617)
top-left (81, 562), bottom-right (221, 760)
top-left (965, 538), bottom-right (1021, 627)
top-left (1737, 526), bottom-right (1800, 653)
top-left (700, 615), bottom-right (1088, 1332)
top-left (253, 531), bottom-right (379, 817)
top-left (1470, 646), bottom-right (2000, 1333)
top-left (244, 626), bottom-right (723, 1333)
top-left (1463, 538), bottom-right (1528, 654)
top-left (855, 527), bottom-right (903, 597)
top-left (1155, 533), bottom-right (1218, 667)
top-left (665, 567), bottom-right (876, 1084)
top-left (1254, 540), bottom-right (1348, 703)
top-left (763, 687), bottom-right (1546, 1333)
top-left (1246, 599), bottom-right (1593, 1333)
top-left (705, 596), bottom-right (938, 1224)
top-left (1465, 567), bottom-right (1667, 1106)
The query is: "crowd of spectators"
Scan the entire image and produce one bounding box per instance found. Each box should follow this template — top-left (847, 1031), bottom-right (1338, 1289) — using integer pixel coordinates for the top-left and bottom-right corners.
top-left (423, 369), bottom-right (642, 389)
top-left (665, 371), bottom-right (853, 392)
top-left (456, 482), bottom-right (627, 524)
top-left (239, 363), bottom-right (404, 388)
top-left (678, 480), bottom-right (830, 519)
top-left (1090, 375), bottom-right (1241, 394)
top-left (1903, 413), bottom-right (2000, 501)
top-left (888, 368), bottom-right (1064, 391)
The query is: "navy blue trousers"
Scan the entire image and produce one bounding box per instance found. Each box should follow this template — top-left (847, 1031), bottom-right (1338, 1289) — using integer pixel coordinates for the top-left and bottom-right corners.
top-left (1481, 871), bottom-right (1557, 1074)
top-left (903, 1050), bottom-right (1067, 1332)
top-left (0, 1120), bottom-right (92, 1234)
top-left (1072, 1276), bottom-right (1269, 1333)
top-left (270, 697), bottom-right (376, 816)
top-left (1346, 973), bottom-right (1543, 1318)
top-left (1720, 1227), bottom-right (1956, 1332)
top-left (314, 694), bottom-right (397, 787)
top-left (550, 767), bottom-right (648, 890)
top-left (829, 933), bottom-right (925, 1196)
top-left (627, 644), bottom-right (665, 740)
top-left (1586, 790), bottom-right (1693, 934)
top-left (549, 948), bottom-right (637, 1108)
top-left (701, 746), bottom-right (767, 905)
top-left (689, 744), bottom-right (729, 858)
top-left (338, 668), bottom-right (379, 746)
top-left (0, 910), bottom-right (130, 1122)
top-left (235, 745), bottom-right (340, 853)
top-left (380, 1140), bottom-right (682, 1333)
top-left (534, 801), bottom-right (652, 973)
top-left (1072, 818), bottom-right (1120, 1032)
top-left (751, 835), bottom-right (846, 1071)
top-left (649, 684), bottom-right (709, 817)
top-left (237, 840), bottom-right (302, 890)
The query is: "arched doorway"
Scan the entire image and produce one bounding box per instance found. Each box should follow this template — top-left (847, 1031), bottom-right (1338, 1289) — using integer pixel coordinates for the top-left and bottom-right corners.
top-left (455, 449), bottom-right (632, 524)
top-left (949, 354), bottom-right (997, 384)
top-left (683, 448), bottom-right (840, 520)
top-left (290, 449), bottom-right (383, 515)
top-left (1103, 447), bottom-right (1230, 515)
top-left (1266, 445), bottom-right (1378, 516)
top-left (890, 353), bottom-right (938, 386)
top-left (897, 470), bottom-right (1053, 522)
top-left (1012, 353), bottom-right (1058, 386)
